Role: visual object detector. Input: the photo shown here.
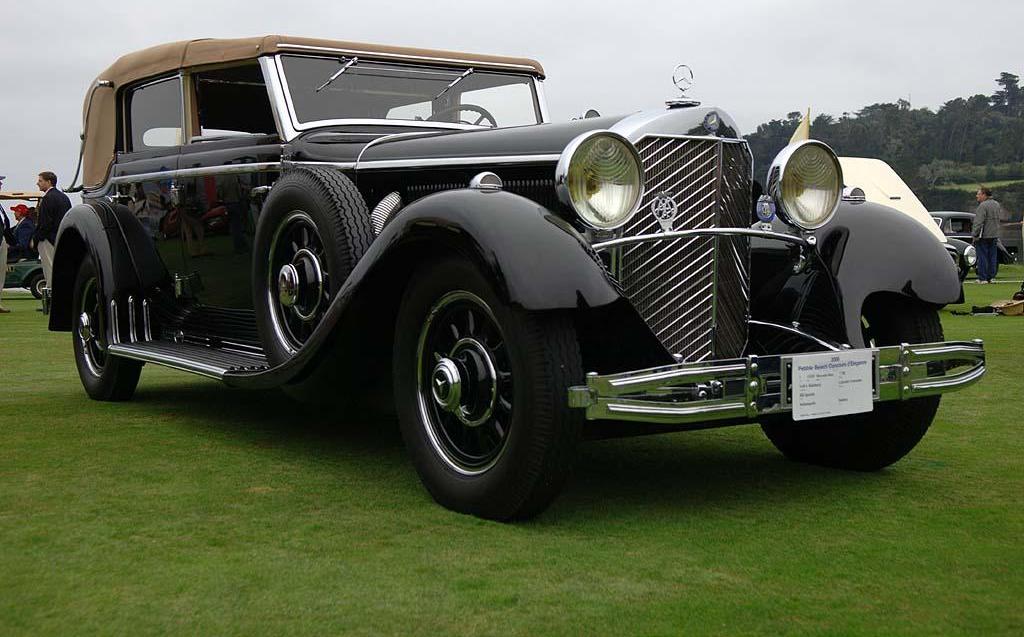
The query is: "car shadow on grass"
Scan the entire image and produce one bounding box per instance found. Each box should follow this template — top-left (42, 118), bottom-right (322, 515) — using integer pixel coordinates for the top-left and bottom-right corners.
top-left (131, 380), bottom-right (898, 521)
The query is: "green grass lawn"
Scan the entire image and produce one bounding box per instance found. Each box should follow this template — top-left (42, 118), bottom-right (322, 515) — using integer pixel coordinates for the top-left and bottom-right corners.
top-left (1, 271), bottom-right (1022, 636)
top-left (935, 179), bottom-right (1024, 192)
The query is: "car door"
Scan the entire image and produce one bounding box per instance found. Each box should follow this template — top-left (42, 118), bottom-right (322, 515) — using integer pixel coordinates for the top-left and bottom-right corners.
top-left (176, 63), bottom-right (282, 311)
top-left (111, 75), bottom-right (188, 284)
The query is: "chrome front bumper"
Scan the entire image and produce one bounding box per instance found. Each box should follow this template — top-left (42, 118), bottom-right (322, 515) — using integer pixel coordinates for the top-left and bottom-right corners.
top-left (567, 340), bottom-right (986, 424)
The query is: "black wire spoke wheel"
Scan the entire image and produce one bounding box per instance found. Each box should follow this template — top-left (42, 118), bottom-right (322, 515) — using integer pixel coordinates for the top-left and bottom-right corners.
top-left (77, 275), bottom-right (108, 377)
top-left (268, 211), bottom-right (329, 350)
top-left (416, 291), bottom-right (514, 475)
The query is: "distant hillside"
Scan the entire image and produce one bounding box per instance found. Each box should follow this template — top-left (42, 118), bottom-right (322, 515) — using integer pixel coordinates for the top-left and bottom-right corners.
top-left (744, 72), bottom-right (1024, 215)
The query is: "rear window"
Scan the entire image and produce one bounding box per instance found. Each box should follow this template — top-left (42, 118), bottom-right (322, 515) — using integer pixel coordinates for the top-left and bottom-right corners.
top-left (949, 218), bottom-right (972, 234)
top-left (126, 77), bottom-right (183, 151)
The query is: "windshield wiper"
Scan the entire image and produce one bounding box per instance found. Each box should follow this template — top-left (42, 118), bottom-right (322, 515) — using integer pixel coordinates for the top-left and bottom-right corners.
top-left (314, 57), bottom-right (359, 93)
top-left (434, 67), bottom-right (474, 100)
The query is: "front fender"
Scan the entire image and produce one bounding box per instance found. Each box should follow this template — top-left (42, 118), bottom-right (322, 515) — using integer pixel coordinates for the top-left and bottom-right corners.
top-left (818, 200), bottom-right (961, 347)
top-left (370, 188), bottom-right (622, 311)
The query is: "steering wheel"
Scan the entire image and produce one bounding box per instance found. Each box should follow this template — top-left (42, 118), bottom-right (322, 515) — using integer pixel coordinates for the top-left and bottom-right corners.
top-left (427, 104), bottom-right (497, 128)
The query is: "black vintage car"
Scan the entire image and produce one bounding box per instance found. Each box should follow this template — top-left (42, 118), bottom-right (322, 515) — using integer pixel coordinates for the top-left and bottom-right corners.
top-left (931, 210), bottom-right (1015, 265)
top-left (50, 36), bottom-right (986, 520)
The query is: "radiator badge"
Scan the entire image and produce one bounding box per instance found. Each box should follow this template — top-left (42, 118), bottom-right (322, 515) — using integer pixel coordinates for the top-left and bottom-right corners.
top-left (651, 192), bottom-right (679, 232)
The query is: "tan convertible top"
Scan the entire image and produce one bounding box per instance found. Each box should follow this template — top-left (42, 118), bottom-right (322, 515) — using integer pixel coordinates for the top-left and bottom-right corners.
top-left (0, 190), bottom-right (44, 201)
top-left (82, 36), bottom-right (545, 189)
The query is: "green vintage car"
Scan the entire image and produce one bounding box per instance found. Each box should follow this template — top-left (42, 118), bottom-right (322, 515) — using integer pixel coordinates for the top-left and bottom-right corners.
top-left (5, 259), bottom-right (45, 299)
top-left (2, 191), bottom-right (45, 299)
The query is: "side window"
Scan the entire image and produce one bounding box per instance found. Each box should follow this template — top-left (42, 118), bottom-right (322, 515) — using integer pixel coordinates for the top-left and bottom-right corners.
top-left (127, 77), bottom-right (183, 151)
top-left (192, 64), bottom-right (278, 140)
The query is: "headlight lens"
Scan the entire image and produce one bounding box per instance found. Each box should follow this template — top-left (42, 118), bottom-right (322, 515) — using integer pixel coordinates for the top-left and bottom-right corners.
top-left (768, 140), bottom-right (843, 230)
top-left (556, 131), bottom-right (643, 230)
top-left (965, 244), bottom-right (977, 267)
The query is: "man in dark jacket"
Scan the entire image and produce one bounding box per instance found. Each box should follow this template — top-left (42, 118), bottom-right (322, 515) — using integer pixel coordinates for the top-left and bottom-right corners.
top-left (971, 187), bottom-right (1004, 284)
top-left (31, 171), bottom-right (72, 289)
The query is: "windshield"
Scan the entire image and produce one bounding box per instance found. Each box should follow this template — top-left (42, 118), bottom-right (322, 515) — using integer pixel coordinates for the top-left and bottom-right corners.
top-left (280, 55), bottom-right (542, 129)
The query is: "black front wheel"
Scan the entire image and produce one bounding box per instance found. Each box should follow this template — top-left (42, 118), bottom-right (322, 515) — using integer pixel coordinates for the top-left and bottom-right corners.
top-left (71, 258), bottom-right (142, 401)
top-left (761, 296), bottom-right (943, 471)
top-left (393, 257), bottom-right (584, 521)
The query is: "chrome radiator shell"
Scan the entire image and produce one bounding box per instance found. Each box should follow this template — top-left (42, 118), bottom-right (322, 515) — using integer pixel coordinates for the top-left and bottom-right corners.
top-left (614, 136), bottom-right (753, 361)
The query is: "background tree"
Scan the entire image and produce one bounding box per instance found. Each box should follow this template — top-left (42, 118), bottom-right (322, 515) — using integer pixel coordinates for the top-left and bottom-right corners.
top-left (745, 70), bottom-right (1024, 214)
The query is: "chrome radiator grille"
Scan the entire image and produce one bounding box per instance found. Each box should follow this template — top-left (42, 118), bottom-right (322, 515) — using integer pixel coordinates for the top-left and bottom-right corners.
top-left (616, 136), bottom-right (752, 361)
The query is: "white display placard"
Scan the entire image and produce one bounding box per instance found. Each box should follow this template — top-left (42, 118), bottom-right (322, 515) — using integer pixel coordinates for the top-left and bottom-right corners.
top-left (790, 350), bottom-right (874, 421)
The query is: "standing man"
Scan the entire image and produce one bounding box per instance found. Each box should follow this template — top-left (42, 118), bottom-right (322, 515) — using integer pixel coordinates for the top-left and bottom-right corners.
top-left (0, 175), bottom-right (10, 313)
top-left (971, 187), bottom-right (1003, 284)
top-left (31, 171), bottom-right (72, 291)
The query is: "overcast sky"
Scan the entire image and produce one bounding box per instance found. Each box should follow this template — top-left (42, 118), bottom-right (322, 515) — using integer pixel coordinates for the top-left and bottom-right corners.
top-left (1, 0), bottom-right (1021, 205)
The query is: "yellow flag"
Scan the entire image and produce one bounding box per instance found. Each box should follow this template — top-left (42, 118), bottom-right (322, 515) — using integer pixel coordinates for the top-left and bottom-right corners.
top-left (789, 108), bottom-right (811, 144)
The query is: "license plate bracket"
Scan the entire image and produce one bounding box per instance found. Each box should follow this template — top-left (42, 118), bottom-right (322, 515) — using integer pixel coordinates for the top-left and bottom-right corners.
top-left (783, 350), bottom-right (876, 421)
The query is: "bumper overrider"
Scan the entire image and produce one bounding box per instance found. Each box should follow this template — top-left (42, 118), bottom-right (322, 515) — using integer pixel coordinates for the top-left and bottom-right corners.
top-left (567, 340), bottom-right (985, 425)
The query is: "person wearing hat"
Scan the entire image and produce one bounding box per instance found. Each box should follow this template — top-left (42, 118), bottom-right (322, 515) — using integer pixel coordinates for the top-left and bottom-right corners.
top-left (0, 174), bottom-right (10, 313)
top-left (31, 171), bottom-right (72, 292)
top-left (9, 204), bottom-right (36, 259)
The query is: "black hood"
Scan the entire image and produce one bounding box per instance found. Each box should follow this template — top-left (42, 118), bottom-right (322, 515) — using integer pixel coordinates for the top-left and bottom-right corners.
top-left (285, 106), bottom-right (742, 165)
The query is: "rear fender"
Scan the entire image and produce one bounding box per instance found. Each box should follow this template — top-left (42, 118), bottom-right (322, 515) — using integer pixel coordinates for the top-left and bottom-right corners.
top-left (48, 201), bottom-right (168, 331)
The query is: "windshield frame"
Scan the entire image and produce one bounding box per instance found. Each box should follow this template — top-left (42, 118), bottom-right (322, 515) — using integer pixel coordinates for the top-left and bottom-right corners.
top-left (271, 54), bottom-right (548, 134)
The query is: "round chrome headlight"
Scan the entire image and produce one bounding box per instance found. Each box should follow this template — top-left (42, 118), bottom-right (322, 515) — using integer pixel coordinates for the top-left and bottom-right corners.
top-left (556, 131), bottom-right (644, 230)
top-left (768, 140), bottom-right (843, 230)
top-left (965, 244), bottom-right (977, 267)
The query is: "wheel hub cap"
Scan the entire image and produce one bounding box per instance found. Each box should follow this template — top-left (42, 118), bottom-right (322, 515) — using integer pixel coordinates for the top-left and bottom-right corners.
top-left (277, 249), bottom-right (324, 321)
top-left (431, 358), bottom-right (462, 412)
top-left (447, 338), bottom-right (497, 428)
top-left (277, 264), bottom-right (299, 307)
top-left (78, 312), bottom-right (93, 342)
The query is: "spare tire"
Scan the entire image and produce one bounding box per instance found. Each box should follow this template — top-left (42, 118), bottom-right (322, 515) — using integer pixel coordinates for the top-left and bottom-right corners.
top-left (252, 167), bottom-right (373, 365)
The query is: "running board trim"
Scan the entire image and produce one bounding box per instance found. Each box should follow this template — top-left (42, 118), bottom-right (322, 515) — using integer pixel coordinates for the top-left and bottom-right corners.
top-left (108, 342), bottom-right (270, 380)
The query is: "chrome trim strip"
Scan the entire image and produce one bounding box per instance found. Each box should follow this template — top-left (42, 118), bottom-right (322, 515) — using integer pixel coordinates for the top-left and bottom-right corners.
top-left (127, 295), bottom-right (137, 344)
top-left (747, 320), bottom-right (841, 352)
top-left (107, 344), bottom-right (225, 380)
top-left (283, 160), bottom-right (357, 170)
top-left (636, 132), bottom-right (747, 145)
top-left (276, 43), bottom-right (542, 73)
top-left (534, 78), bottom-right (551, 123)
top-left (356, 154), bottom-right (560, 170)
top-left (592, 228), bottom-right (809, 251)
top-left (354, 131), bottom-right (438, 164)
top-left (109, 162), bottom-right (281, 185)
top-left (109, 299), bottom-right (120, 345)
top-left (142, 299), bottom-right (152, 342)
top-left (260, 56), bottom-right (299, 141)
top-left (296, 118), bottom-right (486, 133)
